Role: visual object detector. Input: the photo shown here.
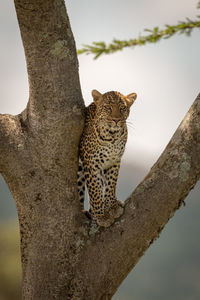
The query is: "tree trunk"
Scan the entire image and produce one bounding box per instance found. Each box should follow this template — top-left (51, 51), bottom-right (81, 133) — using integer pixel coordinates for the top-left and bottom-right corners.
top-left (0, 1), bottom-right (199, 299)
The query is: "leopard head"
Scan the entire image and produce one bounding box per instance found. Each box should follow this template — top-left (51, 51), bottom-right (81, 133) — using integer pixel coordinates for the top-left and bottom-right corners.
top-left (92, 90), bottom-right (137, 130)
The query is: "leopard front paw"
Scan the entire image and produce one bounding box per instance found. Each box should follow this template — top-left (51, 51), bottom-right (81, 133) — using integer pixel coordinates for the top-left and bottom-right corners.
top-left (117, 200), bottom-right (125, 207)
top-left (95, 215), bottom-right (115, 228)
top-left (110, 200), bottom-right (125, 219)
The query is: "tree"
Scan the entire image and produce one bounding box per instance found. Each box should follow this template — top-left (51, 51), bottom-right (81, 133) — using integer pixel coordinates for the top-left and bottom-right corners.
top-left (0, 0), bottom-right (199, 299)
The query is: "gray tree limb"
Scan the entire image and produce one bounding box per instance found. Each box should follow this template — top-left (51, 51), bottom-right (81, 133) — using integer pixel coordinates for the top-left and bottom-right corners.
top-left (1, 1), bottom-right (85, 298)
top-left (14, 0), bottom-right (83, 118)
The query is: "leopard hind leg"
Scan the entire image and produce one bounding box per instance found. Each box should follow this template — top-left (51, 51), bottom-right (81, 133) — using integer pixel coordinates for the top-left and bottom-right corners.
top-left (77, 159), bottom-right (86, 210)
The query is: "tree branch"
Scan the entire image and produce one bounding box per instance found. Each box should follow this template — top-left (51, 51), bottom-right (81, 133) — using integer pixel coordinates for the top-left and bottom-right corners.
top-left (78, 18), bottom-right (200, 59)
top-left (78, 93), bottom-right (200, 298)
top-left (0, 114), bottom-right (23, 172)
top-left (14, 0), bottom-right (84, 120)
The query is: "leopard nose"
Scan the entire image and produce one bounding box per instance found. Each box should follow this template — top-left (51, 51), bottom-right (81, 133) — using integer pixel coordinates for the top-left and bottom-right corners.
top-left (113, 119), bottom-right (121, 125)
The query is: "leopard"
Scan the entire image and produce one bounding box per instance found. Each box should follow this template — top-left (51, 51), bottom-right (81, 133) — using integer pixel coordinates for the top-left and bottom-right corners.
top-left (78, 89), bottom-right (137, 227)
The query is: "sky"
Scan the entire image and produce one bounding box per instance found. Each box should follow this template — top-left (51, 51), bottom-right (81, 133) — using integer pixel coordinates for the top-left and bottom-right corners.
top-left (0, 0), bottom-right (199, 169)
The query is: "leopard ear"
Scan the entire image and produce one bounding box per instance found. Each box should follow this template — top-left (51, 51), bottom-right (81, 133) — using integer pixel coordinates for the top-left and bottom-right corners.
top-left (126, 92), bottom-right (137, 107)
top-left (92, 90), bottom-right (102, 103)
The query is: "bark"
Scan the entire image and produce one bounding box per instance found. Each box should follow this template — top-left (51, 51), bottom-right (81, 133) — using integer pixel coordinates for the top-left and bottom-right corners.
top-left (0, 0), bottom-right (199, 299)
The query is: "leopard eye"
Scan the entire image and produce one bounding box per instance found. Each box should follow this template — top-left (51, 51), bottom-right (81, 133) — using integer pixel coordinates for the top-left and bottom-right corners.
top-left (120, 106), bottom-right (126, 113)
top-left (105, 106), bottom-right (112, 113)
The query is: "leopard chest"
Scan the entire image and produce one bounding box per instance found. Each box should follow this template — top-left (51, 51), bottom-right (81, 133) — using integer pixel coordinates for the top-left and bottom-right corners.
top-left (97, 140), bottom-right (126, 169)
top-left (80, 120), bottom-right (127, 169)
top-left (85, 130), bottom-right (126, 169)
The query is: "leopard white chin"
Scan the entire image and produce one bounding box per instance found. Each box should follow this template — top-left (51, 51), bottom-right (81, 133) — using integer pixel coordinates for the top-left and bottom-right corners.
top-left (109, 127), bottom-right (120, 133)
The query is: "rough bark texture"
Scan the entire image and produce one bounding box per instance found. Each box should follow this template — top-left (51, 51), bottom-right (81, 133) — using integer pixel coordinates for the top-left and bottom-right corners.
top-left (0, 1), bottom-right (199, 299)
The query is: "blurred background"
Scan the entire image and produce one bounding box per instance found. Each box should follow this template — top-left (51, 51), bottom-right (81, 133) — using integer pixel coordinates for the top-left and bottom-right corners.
top-left (0, 0), bottom-right (199, 299)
